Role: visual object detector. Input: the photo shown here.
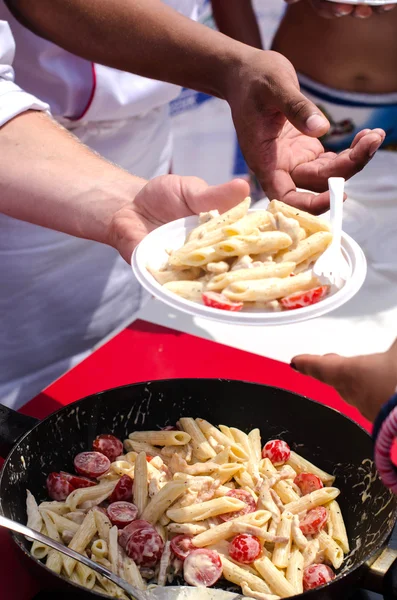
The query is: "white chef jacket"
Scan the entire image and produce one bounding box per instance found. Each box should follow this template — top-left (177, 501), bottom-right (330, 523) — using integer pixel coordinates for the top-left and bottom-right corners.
top-left (0, 1), bottom-right (198, 410)
top-left (0, 21), bottom-right (48, 123)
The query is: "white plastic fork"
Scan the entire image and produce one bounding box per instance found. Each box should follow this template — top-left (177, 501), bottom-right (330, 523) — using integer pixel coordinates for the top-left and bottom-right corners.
top-left (313, 177), bottom-right (351, 289)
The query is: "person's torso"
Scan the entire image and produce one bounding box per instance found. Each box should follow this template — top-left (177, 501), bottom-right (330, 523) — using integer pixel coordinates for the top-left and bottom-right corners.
top-left (0, 0), bottom-right (198, 123)
top-left (272, 4), bottom-right (397, 95)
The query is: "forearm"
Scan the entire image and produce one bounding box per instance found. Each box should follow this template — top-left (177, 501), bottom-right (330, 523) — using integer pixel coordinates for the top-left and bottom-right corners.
top-left (5, 0), bottom-right (251, 100)
top-left (211, 0), bottom-right (263, 49)
top-left (0, 111), bottom-right (145, 245)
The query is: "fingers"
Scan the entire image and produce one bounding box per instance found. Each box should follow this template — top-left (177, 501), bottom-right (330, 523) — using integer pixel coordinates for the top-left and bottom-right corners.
top-left (310, 129), bottom-right (384, 182)
top-left (291, 353), bottom-right (347, 388)
top-left (263, 163), bottom-right (334, 214)
top-left (352, 4), bottom-right (373, 18)
top-left (270, 77), bottom-right (330, 138)
top-left (281, 189), bottom-right (332, 214)
top-left (309, 0), bottom-right (354, 17)
top-left (374, 3), bottom-right (396, 12)
top-left (349, 129), bottom-right (385, 161)
top-left (186, 178), bottom-right (250, 215)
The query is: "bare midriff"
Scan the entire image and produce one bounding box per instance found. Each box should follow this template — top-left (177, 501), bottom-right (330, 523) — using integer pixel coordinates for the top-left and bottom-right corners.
top-left (272, 2), bottom-right (397, 94)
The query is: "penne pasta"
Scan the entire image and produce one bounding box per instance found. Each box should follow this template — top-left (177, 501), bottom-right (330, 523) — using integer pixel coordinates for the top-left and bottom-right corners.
top-left (287, 451), bottom-right (335, 485)
top-left (224, 270), bottom-right (320, 303)
top-left (166, 496), bottom-right (245, 523)
top-left (28, 418), bottom-right (348, 599)
top-left (128, 430), bottom-right (190, 447)
top-left (141, 481), bottom-right (188, 525)
top-left (221, 555), bottom-right (272, 594)
top-left (286, 548), bottom-right (304, 595)
top-left (272, 512), bottom-right (293, 569)
top-left (179, 417), bottom-right (216, 460)
top-left (63, 511), bottom-right (97, 576)
top-left (134, 452), bottom-right (149, 516)
top-left (163, 281), bottom-right (204, 302)
top-left (187, 197), bottom-right (251, 242)
top-left (328, 500), bottom-right (349, 553)
top-left (205, 262), bottom-right (295, 292)
top-left (267, 199), bottom-right (331, 234)
top-left (276, 231), bottom-right (332, 266)
top-left (192, 510), bottom-right (271, 547)
top-left (317, 530), bottom-right (344, 569)
top-left (66, 482), bottom-right (117, 512)
top-left (223, 211), bottom-right (274, 237)
top-left (283, 487), bottom-right (340, 514)
top-left (254, 556), bottom-right (296, 598)
top-left (148, 266), bottom-right (201, 285)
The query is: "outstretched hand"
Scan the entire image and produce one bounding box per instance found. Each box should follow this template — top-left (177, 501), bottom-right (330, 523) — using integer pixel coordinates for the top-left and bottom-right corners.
top-left (108, 175), bottom-right (250, 263)
top-left (228, 50), bottom-right (385, 213)
top-left (291, 340), bottom-right (397, 421)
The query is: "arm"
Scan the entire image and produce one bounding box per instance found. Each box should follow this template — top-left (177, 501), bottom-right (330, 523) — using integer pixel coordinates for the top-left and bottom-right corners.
top-left (0, 110), bottom-right (145, 246)
top-left (4, 0), bottom-right (383, 213)
top-left (0, 110), bottom-right (249, 262)
top-left (211, 0), bottom-right (263, 49)
top-left (4, 0), bottom-right (246, 100)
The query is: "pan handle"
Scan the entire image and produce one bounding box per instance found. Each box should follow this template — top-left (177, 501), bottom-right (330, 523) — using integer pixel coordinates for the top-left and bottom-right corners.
top-left (362, 547), bottom-right (397, 599)
top-left (0, 404), bottom-right (38, 457)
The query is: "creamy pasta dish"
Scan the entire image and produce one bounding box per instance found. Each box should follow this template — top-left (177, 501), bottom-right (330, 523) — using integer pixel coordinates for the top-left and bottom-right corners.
top-left (26, 419), bottom-right (348, 598)
top-left (148, 199), bottom-right (333, 312)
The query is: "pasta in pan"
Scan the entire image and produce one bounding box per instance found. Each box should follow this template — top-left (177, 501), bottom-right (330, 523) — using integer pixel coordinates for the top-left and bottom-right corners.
top-left (26, 422), bottom-right (347, 598)
top-left (148, 198), bottom-right (334, 313)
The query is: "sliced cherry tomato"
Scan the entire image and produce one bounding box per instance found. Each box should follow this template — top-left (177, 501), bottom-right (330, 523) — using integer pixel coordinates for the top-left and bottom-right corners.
top-left (280, 286), bottom-right (329, 310)
top-left (300, 506), bottom-right (328, 535)
top-left (146, 456), bottom-right (153, 462)
top-left (92, 434), bottom-right (124, 462)
top-left (46, 473), bottom-right (75, 501)
top-left (109, 474), bottom-right (133, 503)
top-left (229, 534), bottom-right (261, 564)
top-left (74, 451), bottom-right (110, 478)
top-left (183, 549), bottom-right (222, 587)
top-left (107, 501), bottom-right (138, 528)
top-left (125, 527), bottom-right (164, 567)
top-left (170, 535), bottom-right (195, 560)
top-left (202, 292), bottom-right (243, 312)
top-left (262, 439), bottom-right (291, 465)
top-left (219, 489), bottom-right (257, 522)
top-left (60, 472), bottom-right (96, 489)
top-left (294, 473), bottom-right (323, 496)
top-left (118, 519), bottom-right (154, 549)
top-left (303, 564), bottom-right (335, 590)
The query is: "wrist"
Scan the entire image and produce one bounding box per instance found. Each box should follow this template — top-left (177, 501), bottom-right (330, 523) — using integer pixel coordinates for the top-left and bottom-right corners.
top-left (77, 173), bottom-right (147, 248)
top-left (219, 45), bottom-right (265, 105)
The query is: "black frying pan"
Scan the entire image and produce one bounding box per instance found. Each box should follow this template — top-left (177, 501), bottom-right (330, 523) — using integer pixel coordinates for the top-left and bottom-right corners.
top-left (0, 379), bottom-right (397, 600)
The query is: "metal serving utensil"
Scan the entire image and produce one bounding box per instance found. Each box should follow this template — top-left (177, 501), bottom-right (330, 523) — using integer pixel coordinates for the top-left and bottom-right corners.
top-left (0, 514), bottom-right (243, 600)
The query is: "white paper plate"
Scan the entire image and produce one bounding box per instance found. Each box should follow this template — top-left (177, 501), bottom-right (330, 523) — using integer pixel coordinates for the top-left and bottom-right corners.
top-left (131, 211), bottom-right (367, 326)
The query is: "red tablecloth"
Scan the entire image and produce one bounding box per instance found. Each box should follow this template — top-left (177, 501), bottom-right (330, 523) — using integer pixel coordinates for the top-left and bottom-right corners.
top-left (0, 320), bottom-right (369, 599)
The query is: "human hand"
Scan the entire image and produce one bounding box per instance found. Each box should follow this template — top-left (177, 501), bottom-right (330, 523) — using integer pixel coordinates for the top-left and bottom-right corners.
top-left (290, 340), bottom-right (397, 421)
top-left (285, 0), bottom-right (396, 18)
top-left (108, 174), bottom-right (250, 263)
top-left (227, 49), bottom-right (385, 213)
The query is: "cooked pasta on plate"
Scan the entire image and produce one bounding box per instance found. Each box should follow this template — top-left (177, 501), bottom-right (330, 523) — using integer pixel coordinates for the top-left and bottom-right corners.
top-left (148, 199), bottom-right (334, 313)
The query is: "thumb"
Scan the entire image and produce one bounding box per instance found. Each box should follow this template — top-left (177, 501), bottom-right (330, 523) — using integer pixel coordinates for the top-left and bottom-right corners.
top-left (271, 76), bottom-right (330, 138)
top-left (291, 353), bottom-right (346, 388)
top-left (185, 178), bottom-right (250, 215)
